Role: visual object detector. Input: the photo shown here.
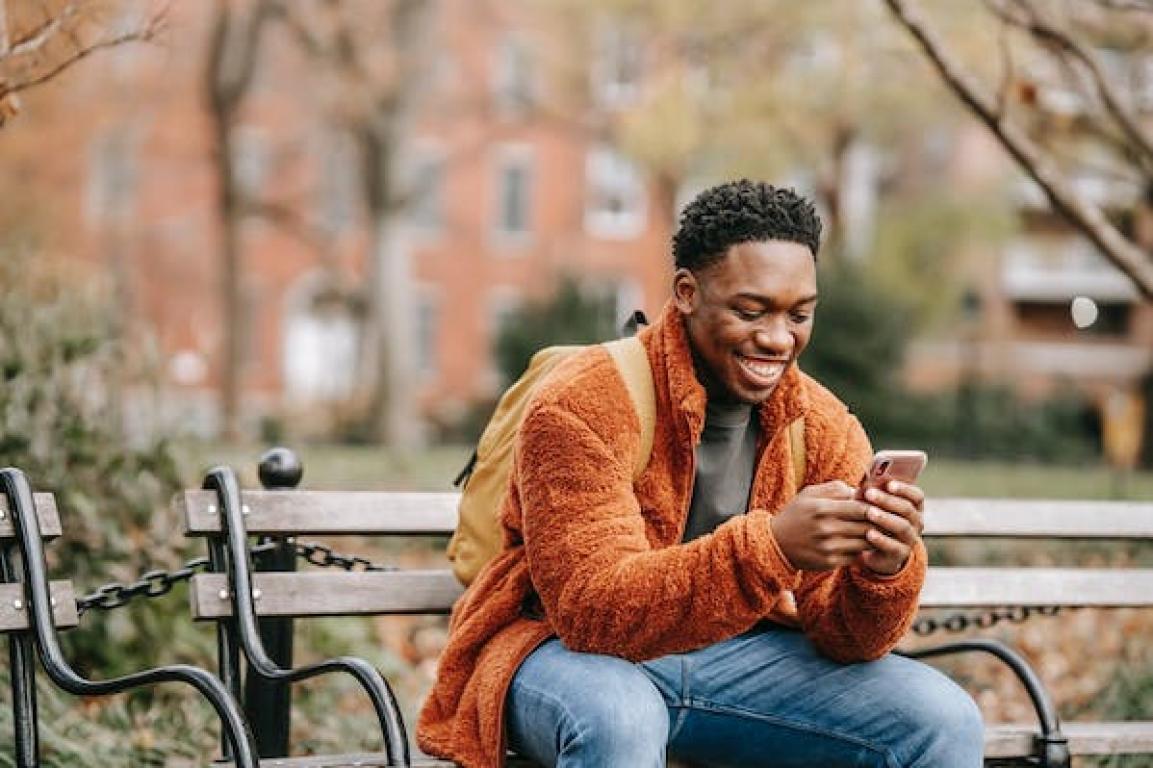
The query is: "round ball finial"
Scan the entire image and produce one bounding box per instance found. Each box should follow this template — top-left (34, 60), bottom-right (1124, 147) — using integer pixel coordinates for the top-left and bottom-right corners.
top-left (258, 447), bottom-right (303, 489)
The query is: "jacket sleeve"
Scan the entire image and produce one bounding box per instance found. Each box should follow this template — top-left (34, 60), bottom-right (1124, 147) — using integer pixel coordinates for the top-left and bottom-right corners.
top-left (792, 411), bottom-right (926, 662)
top-left (516, 401), bottom-right (801, 661)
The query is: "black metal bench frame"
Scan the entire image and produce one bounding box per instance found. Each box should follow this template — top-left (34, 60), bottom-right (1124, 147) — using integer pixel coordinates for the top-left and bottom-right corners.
top-left (0, 467), bottom-right (260, 768)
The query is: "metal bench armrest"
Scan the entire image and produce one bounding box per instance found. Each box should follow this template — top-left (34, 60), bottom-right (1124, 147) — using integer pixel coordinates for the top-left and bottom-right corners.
top-left (901, 637), bottom-right (1070, 768)
top-left (204, 466), bottom-right (411, 767)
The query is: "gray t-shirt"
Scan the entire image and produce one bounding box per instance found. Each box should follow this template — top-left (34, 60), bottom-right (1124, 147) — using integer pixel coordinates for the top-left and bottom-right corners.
top-left (682, 400), bottom-right (760, 542)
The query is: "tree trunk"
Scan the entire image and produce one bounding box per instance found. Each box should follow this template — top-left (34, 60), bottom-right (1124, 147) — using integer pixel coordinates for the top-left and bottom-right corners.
top-left (204, 0), bottom-right (275, 441)
top-left (358, 121), bottom-right (420, 448)
top-left (213, 115), bottom-right (244, 441)
top-left (357, 0), bottom-right (437, 448)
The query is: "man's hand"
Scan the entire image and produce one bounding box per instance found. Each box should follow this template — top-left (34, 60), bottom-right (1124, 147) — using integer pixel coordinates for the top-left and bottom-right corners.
top-left (769, 479), bottom-right (926, 576)
top-left (855, 480), bottom-right (925, 576)
top-left (769, 481), bottom-right (874, 571)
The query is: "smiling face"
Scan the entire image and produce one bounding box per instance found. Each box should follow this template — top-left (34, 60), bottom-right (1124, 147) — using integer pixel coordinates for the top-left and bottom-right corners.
top-left (673, 239), bottom-right (818, 404)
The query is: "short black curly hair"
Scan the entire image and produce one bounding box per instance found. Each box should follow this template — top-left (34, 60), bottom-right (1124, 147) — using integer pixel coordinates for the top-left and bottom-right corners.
top-left (672, 179), bottom-right (822, 271)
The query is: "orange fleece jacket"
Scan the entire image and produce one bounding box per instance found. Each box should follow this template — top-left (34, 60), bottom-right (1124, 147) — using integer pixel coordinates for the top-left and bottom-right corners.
top-left (417, 303), bottom-right (926, 768)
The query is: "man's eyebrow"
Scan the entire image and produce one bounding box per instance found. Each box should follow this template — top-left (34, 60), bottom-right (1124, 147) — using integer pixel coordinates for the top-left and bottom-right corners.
top-left (732, 292), bottom-right (819, 306)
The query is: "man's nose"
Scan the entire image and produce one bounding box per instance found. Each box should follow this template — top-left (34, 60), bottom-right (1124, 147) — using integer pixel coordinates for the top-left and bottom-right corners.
top-left (753, 317), bottom-right (792, 353)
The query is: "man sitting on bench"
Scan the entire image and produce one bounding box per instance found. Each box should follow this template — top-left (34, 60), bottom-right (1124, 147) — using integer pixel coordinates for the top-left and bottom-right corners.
top-left (418, 180), bottom-right (984, 767)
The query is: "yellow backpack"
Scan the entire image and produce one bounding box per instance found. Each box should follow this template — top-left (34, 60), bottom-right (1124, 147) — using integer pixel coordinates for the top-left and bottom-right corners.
top-left (446, 332), bottom-right (808, 587)
top-left (447, 335), bottom-right (656, 586)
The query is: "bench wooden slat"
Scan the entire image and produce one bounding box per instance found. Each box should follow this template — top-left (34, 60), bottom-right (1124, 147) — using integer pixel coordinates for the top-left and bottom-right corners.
top-left (190, 566), bottom-right (1153, 619)
top-left (210, 722), bottom-right (1153, 763)
top-left (0, 493), bottom-right (62, 539)
top-left (0, 581), bottom-right (79, 631)
top-left (985, 721), bottom-right (1153, 758)
top-left (922, 567), bottom-right (1153, 607)
top-left (213, 752), bottom-right (535, 766)
top-left (180, 491), bottom-right (1153, 540)
top-left (924, 498), bottom-right (1153, 538)
top-left (190, 571), bottom-right (465, 619)
top-left (179, 490), bottom-right (460, 536)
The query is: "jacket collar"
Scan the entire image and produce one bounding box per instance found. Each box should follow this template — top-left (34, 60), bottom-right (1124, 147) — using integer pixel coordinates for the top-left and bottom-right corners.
top-left (646, 301), bottom-right (809, 441)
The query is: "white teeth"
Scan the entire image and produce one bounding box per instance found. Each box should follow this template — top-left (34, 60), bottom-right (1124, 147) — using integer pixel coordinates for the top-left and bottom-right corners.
top-left (739, 357), bottom-right (784, 380)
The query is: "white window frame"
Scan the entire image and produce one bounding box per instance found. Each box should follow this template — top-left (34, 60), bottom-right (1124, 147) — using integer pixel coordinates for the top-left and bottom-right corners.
top-left (492, 144), bottom-right (535, 246)
top-left (591, 22), bottom-right (642, 109)
top-left (492, 33), bottom-right (536, 116)
top-left (584, 145), bottom-right (646, 240)
top-left (415, 287), bottom-right (441, 379)
top-left (408, 143), bottom-right (447, 239)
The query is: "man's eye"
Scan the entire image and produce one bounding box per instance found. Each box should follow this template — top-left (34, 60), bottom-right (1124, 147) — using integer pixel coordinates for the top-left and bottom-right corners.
top-left (790, 312), bottom-right (812, 324)
top-left (734, 309), bottom-right (762, 321)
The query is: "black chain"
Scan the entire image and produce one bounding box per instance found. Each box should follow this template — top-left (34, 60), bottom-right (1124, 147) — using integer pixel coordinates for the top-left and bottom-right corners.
top-left (79, 544), bottom-right (1055, 638)
top-left (76, 556), bottom-right (212, 615)
top-left (292, 540), bottom-right (393, 572)
top-left (74, 541), bottom-right (390, 616)
top-left (912, 606), bottom-right (1063, 636)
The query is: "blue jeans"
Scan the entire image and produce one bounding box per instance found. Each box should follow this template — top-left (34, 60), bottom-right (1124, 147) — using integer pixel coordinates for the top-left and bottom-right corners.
top-left (506, 626), bottom-right (984, 767)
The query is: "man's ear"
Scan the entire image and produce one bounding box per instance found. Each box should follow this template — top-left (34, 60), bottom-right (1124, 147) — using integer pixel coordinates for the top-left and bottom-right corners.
top-left (672, 268), bottom-right (699, 315)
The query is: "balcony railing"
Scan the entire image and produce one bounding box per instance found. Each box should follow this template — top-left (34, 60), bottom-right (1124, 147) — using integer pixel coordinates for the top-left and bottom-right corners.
top-left (1001, 239), bottom-right (1139, 302)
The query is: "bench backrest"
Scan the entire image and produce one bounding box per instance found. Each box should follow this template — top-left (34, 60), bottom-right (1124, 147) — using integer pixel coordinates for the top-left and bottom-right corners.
top-left (0, 492), bottom-right (80, 632)
top-left (179, 491), bottom-right (1153, 619)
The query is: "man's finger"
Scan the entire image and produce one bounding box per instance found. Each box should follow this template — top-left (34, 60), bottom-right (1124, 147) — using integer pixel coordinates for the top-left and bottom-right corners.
top-left (800, 480), bottom-right (855, 500)
top-left (865, 527), bottom-right (908, 556)
top-left (863, 487), bottom-right (919, 522)
top-left (887, 480), bottom-right (925, 509)
top-left (865, 507), bottom-right (916, 542)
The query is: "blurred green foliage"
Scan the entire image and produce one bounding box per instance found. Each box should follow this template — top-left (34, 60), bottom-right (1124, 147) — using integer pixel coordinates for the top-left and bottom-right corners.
top-left (0, 248), bottom-right (412, 762)
top-left (804, 259), bottom-right (1098, 464)
top-left (493, 276), bottom-right (620, 385)
top-left (0, 249), bottom-right (196, 674)
top-left (0, 248), bottom-right (226, 761)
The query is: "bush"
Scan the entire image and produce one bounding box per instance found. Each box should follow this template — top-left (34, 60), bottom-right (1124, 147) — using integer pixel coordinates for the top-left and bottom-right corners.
top-left (868, 384), bottom-right (1098, 464)
top-left (801, 260), bottom-right (1097, 463)
top-left (0, 249), bottom-right (198, 675)
top-left (802, 260), bottom-right (916, 437)
top-left (0, 249), bottom-right (414, 761)
top-left (493, 276), bottom-right (620, 386)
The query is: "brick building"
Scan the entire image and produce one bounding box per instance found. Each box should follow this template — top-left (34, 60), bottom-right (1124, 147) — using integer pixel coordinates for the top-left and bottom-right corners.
top-left (3, 0), bottom-right (1149, 444)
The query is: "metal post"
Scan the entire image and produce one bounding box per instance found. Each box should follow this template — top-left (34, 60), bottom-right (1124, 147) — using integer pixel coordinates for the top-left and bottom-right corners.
top-left (2, 540), bottom-right (39, 768)
top-left (243, 446), bottom-right (302, 758)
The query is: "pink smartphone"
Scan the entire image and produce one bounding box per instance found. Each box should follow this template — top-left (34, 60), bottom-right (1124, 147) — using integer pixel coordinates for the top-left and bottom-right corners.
top-left (857, 450), bottom-right (928, 498)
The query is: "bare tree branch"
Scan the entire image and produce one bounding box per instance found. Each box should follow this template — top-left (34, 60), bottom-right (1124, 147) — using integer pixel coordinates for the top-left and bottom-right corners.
top-left (1090, 0), bottom-right (1153, 12)
top-left (994, 0), bottom-right (1153, 166)
top-left (986, 0), bottom-right (1017, 119)
top-left (0, 1), bottom-right (167, 106)
top-left (6, 2), bottom-right (77, 57)
top-left (884, 0), bottom-right (1153, 299)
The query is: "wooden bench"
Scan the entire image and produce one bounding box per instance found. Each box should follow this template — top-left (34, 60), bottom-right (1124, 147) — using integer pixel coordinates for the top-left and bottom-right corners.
top-left (0, 467), bottom-right (260, 768)
top-left (180, 452), bottom-right (1153, 768)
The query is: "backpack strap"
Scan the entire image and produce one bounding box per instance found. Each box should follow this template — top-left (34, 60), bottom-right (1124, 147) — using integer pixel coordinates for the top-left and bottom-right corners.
top-left (603, 336), bottom-right (655, 481)
top-left (786, 416), bottom-right (806, 495)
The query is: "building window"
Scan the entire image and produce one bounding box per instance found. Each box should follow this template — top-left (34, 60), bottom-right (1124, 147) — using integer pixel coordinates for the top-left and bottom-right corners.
top-left (410, 149), bottom-right (446, 235)
top-left (319, 131), bottom-right (359, 236)
top-left (493, 148), bottom-right (534, 240)
top-left (85, 130), bottom-right (137, 225)
top-left (493, 34), bottom-right (535, 115)
top-left (585, 145), bottom-right (646, 239)
top-left (1015, 300), bottom-right (1132, 338)
top-left (591, 22), bottom-right (642, 109)
top-left (232, 127), bottom-right (270, 200)
top-left (416, 292), bottom-right (440, 376)
top-left (283, 288), bottom-right (361, 404)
